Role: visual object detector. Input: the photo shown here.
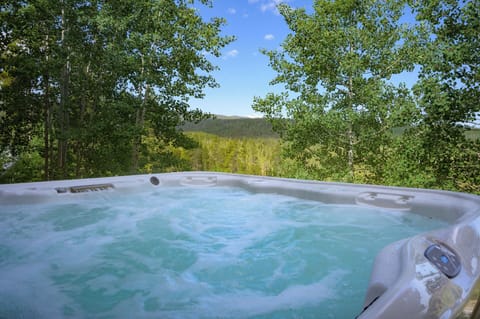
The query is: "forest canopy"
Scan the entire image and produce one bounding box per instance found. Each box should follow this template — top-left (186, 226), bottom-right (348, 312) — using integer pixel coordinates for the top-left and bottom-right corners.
top-left (1, 0), bottom-right (233, 180)
top-left (253, 0), bottom-right (479, 193)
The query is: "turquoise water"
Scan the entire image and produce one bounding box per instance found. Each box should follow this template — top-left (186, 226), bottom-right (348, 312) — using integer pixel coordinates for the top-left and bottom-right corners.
top-left (0, 186), bottom-right (446, 318)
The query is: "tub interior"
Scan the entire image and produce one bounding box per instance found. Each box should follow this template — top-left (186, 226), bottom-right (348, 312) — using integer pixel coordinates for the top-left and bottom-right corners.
top-left (1, 172), bottom-right (479, 319)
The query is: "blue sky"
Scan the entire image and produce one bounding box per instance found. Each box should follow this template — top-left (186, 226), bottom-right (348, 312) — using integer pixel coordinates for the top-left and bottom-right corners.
top-left (192, 0), bottom-right (418, 117)
top-left (191, 0), bottom-right (313, 117)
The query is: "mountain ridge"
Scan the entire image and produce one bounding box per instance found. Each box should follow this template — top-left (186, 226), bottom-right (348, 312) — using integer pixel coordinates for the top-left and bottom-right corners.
top-left (181, 115), bottom-right (278, 138)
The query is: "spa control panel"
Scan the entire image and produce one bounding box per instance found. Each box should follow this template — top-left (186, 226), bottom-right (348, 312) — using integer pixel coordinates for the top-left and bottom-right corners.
top-left (424, 243), bottom-right (461, 278)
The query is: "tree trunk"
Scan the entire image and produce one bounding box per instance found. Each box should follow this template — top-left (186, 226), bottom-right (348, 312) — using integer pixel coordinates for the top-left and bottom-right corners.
top-left (58, 5), bottom-right (70, 178)
top-left (75, 63), bottom-right (90, 178)
top-left (43, 35), bottom-right (51, 180)
top-left (347, 47), bottom-right (355, 182)
top-left (131, 54), bottom-right (149, 173)
top-left (43, 72), bottom-right (51, 180)
top-left (347, 124), bottom-right (355, 182)
top-left (131, 84), bottom-right (149, 173)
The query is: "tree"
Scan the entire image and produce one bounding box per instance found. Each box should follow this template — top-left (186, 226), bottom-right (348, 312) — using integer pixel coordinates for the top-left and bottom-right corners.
top-left (253, 0), bottom-right (418, 183)
top-left (0, 0), bottom-right (52, 163)
top-left (0, 0), bottom-right (233, 181)
top-left (184, 132), bottom-right (281, 176)
top-left (96, 0), bottom-right (233, 172)
top-left (408, 0), bottom-right (480, 191)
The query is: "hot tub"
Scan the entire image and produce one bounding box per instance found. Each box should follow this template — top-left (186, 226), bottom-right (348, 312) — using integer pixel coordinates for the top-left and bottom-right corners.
top-left (1, 172), bottom-right (479, 318)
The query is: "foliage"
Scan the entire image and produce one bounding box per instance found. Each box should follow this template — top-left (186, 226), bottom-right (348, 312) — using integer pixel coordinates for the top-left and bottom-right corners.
top-left (139, 130), bottom-right (196, 173)
top-left (466, 129), bottom-right (480, 140)
top-left (253, 0), bottom-right (479, 194)
top-left (253, 0), bottom-right (419, 183)
top-left (0, 0), bottom-right (232, 180)
top-left (1, 0), bottom-right (478, 195)
top-left (0, 136), bottom-right (44, 183)
top-left (404, 0), bottom-right (480, 191)
top-left (186, 132), bottom-right (282, 176)
top-left (182, 117), bottom-right (279, 138)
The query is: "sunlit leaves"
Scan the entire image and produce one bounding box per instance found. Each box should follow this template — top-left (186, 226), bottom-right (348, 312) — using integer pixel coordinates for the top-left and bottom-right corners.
top-left (410, 0), bottom-right (480, 189)
top-left (0, 0), bottom-right (233, 179)
top-left (254, 0), bottom-right (417, 183)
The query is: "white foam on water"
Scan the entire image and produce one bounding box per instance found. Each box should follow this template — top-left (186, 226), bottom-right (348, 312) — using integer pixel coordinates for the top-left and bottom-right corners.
top-left (0, 261), bottom-right (74, 318)
top-left (0, 186), bottom-right (447, 318)
top-left (190, 269), bottom-right (348, 318)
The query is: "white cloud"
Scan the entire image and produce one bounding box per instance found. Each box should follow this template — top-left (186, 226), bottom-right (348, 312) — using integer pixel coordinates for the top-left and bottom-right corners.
top-left (258, 0), bottom-right (288, 14)
top-left (260, 3), bottom-right (273, 12)
top-left (264, 34), bottom-right (275, 40)
top-left (224, 49), bottom-right (239, 59)
top-left (227, 7), bottom-right (236, 15)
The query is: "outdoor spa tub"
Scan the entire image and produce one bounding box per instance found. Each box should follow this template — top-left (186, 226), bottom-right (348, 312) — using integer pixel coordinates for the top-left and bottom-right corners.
top-left (1, 172), bottom-right (480, 318)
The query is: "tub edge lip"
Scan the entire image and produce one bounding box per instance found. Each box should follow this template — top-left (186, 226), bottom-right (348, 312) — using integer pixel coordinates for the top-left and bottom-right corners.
top-left (0, 171), bottom-right (478, 196)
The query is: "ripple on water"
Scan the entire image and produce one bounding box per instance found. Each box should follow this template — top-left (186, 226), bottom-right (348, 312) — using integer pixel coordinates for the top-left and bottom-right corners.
top-left (0, 186), bottom-right (446, 318)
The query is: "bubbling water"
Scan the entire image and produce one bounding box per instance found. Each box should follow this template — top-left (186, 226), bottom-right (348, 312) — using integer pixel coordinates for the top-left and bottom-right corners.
top-left (0, 186), bottom-right (446, 318)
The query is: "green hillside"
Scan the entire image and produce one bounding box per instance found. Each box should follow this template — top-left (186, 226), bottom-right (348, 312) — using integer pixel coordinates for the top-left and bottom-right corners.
top-left (466, 128), bottom-right (480, 140)
top-left (181, 116), bottom-right (278, 138)
top-left (183, 118), bottom-right (479, 140)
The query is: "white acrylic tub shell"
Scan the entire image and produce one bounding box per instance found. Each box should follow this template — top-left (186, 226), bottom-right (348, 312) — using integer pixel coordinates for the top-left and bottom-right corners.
top-left (1, 172), bottom-right (480, 318)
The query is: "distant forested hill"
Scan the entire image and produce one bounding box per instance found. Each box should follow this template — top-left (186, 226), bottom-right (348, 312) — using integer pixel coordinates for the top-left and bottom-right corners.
top-left (466, 128), bottom-right (480, 140)
top-left (182, 116), bottom-right (480, 140)
top-left (181, 116), bottom-right (278, 138)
